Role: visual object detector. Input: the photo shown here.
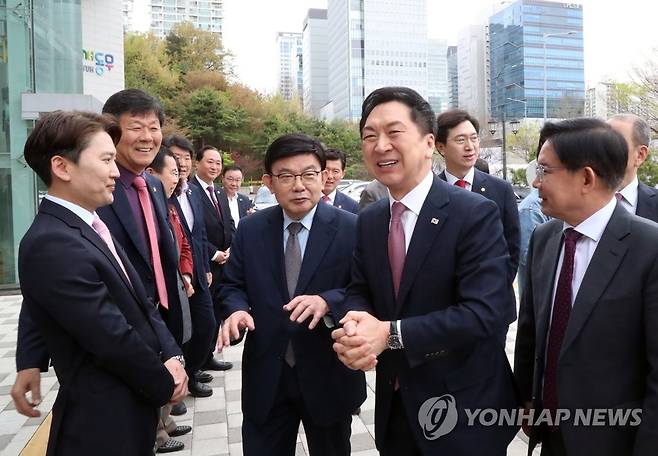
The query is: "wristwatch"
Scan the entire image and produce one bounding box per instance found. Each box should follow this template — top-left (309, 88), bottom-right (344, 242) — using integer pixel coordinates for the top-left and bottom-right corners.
top-left (387, 321), bottom-right (403, 350)
top-left (172, 355), bottom-right (186, 368)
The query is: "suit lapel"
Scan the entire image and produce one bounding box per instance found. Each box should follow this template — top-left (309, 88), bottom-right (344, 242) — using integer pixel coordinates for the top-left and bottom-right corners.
top-left (395, 178), bottom-right (449, 315)
top-left (172, 196), bottom-right (192, 242)
top-left (191, 178), bottom-right (223, 225)
top-left (472, 169), bottom-right (487, 195)
top-left (560, 206), bottom-right (630, 357)
top-left (295, 204), bottom-right (337, 295)
top-left (534, 223), bottom-right (563, 354)
top-left (265, 207), bottom-right (289, 302)
top-left (637, 182), bottom-right (658, 221)
top-left (110, 183), bottom-right (150, 265)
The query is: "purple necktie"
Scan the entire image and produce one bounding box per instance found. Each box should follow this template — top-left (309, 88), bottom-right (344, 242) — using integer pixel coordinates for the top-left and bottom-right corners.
top-left (207, 185), bottom-right (223, 222)
top-left (615, 192), bottom-right (624, 202)
top-left (92, 214), bottom-right (131, 285)
top-left (388, 202), bottom-right (407, 298)
top-left (543, 228), bottom-right (582, 421)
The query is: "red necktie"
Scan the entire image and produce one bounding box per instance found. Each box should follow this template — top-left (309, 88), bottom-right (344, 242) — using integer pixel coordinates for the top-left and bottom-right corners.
top-left (454, 179), bottom-right (467, 188)
top-left (92, 214), bottom-right (131, 285)
top-left (207, 185), bottom-right (223, 221)
top-left (388, 202), bottom-right (407, 298)
top-left (321, 194), bottom-right (330, 203)
top-left (543, 228), bottom-right (582, 421)
top-left (133, 175), bottom-right (169, 309)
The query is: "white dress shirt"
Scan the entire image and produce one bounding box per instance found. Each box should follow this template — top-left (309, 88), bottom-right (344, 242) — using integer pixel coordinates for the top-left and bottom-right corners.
top-left (226, 193), bottom-right (241, 227)
top-left (322, 189), bottom-right (337, 205)
top-left (444, 167), bottom-right (475, 192)
top-left (616, 176), bottom-right (639, 215)
top-left (282, 204), bottom-right (318, 260)
top-left (177, 180), bottom-right (195, 231)
top-left (552, 197), bottom-right (617, 309)
top-left (195, 175), bottom-right (216, 205)
top-left (44, 194), bottom-right (94, 226)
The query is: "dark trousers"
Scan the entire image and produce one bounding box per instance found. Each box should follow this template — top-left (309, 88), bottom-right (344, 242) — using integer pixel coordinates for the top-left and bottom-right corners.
top-left (540, 427), bottom-right (567, 456)
top-left (379, 391), bottom-right (422, 456)
top-left (183, 286), bottom-right (216, 377)
top-left (242, 364), bottom-right (352, 456)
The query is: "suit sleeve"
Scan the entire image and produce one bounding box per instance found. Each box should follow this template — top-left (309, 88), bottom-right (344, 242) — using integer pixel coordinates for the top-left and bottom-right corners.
top-left (20, 233), bottom-right (175, 406)
top-left (513, 230), bottom-right (538, 404)
top-left (503, 184), bottom-right (521, 275)
top-left (217, 223), bottom-right (251, 319)
top-left (16, 306), bottom-right (50, 372)
top-left (400, 199), bottom-right (513, 368)
top-left (358, 187), bottom-right (376, 211)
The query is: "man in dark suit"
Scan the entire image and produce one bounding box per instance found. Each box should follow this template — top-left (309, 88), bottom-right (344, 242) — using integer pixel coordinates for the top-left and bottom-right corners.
top-left (320, 148), bottom-right (359, 214)
top-left (608, 114), bottom-right (658, 222)
top-left (514, 118), bottom-right (658, 456)
top-left (189, 145), bottom-right (235, 372)
top-left (218, 134), bottom-right (366, 456)
top-left (436, 109), bottom-right (520, 304)
top-left (12, 111), bottom-right (186, 455)
top-left (358, 179), bottom-right (388, 210)
top-left (221, 164), bottom-right (253, 226)
top-left (165, 134), bottom-right (218, 399)
top-left (331, 87), bottom-right (518, 455)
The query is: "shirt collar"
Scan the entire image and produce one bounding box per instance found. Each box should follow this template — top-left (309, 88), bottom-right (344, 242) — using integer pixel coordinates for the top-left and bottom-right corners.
top-left (618, 176), bottom-right (639, 207)
top-left (283, 203), bottom-right (318, 233)
top-left (325, 189), bottom-right (337, 203)
top-left (444, 167), bottom-right (475, 187)
top-left (44, 194), bottom-right (95, 226)
top-left (195, 174), bottom-right (214, 189)
top-left (562, 196), bottom-right (617, 243)
top-left (180, 180), bottom-right (189, 192)
top-left (388, 171), bottom-right (434, 217)
top-left (116, 162), bottom-right (140, 188)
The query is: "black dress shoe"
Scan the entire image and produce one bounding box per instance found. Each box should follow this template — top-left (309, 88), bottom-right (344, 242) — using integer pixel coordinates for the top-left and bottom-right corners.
top-left (156, 438), bottom-right (184, 453)
top-left (170, 402), bottom-right (187, 416)
top-left (195, 370), bottom-right (214, 383)
top-left (203, 358), bottom-right (233, 371)
top-left (188, 380), bottom-right (213, 398)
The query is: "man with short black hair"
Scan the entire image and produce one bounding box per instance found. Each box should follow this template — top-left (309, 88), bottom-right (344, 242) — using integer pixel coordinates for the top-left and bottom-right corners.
top-left (515, 118), bottom-right (658, 455)
top-left (221, 164), bottom-right (253, 226)
top-left (218, 133), bottom-right (365, 456)
top-left (321, 148), bottom-right (359, 214)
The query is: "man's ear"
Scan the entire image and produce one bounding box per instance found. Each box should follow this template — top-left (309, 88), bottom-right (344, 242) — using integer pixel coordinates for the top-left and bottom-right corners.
top-left (50, 155), bottom-right (73, 183)
top-left (262, 174), bottom-right (273, 193)
top-left (435, 141), bottom-right (446, 157)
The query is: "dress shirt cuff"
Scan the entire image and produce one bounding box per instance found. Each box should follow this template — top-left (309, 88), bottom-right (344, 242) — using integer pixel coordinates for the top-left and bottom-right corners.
top-left (211, 251), bottom-right (220, 261)
top-left (397, 320), bottom-right (404, 348)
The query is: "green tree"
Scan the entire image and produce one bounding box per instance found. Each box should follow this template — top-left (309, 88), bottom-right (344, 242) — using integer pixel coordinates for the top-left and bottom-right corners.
top-left (180, 89), bottom-right (244, 148)
top-left (165, 21), bottom-right (232, 76)
top-left (505, 123), bottom-right (541, 162)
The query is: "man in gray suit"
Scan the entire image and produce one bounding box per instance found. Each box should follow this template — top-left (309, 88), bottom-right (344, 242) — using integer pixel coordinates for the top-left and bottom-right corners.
top-left (514, 118), bottom-right (658, 456)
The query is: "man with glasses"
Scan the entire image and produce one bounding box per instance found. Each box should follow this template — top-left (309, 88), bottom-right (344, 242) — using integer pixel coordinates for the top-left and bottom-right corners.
top-left (221, 164), bottom-right (253, 227)
top-left (217, 133), bottom-right (365, 455)
top-left (321, 148), bottom-right (359, 214)
top-left (436, 109), bottom-right (520, 326)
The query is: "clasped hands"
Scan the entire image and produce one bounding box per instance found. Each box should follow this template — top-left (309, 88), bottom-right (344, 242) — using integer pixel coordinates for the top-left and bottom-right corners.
top-left (331, 311), bottom-right (390, 371)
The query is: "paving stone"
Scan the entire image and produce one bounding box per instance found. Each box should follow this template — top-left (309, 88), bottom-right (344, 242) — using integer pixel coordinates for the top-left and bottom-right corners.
top-left (194, 410), bottom-right (226, 426)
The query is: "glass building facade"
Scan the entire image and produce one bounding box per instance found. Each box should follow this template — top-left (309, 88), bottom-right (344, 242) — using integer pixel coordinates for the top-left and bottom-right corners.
top-left (489, 0), bottom-right (584, 120)
top-left (0, 0), bottom-right (83, 287)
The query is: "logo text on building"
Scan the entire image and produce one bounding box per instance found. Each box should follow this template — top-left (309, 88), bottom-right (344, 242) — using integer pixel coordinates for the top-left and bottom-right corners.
top-left (82, 49), bottom-right (115, 76)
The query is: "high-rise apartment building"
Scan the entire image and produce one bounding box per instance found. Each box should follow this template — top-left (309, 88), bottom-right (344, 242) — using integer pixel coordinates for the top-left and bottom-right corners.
top-left (489, 0), bottom-right (584, 120)
top-left (457, 24), bottom-right (489, 124)
top-left (276, 32), bottom-right (303, 104)
top-left (447, 45), bottom-right (459, 109)
top-left (325, 0), bottom-right (429, 121)
top-left (428, 39), bottom-right (449, 114)
top-left (302, 9), bottom-right (328, 117)
top-left (123, 0), bottom-right (223, 38)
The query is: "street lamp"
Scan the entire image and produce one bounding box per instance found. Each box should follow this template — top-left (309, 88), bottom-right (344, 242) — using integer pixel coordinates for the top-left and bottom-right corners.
top-left (487, 118), bottom-right (508, 181)
top-left (543, 30), bottom-right (577, 122)
top-left (506, 97), bottom-right (527, 118)
top-left (510, 119), bottom-right (520, 135)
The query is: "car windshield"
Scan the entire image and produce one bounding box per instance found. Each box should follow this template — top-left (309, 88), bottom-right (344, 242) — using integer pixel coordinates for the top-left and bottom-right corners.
top-left (255, 186), bottom-right (277, 204)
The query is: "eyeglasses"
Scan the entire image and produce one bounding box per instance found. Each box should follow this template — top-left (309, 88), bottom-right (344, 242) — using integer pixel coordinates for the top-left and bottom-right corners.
top-left (535, 163), bottom-right (566, 182)
top-left (223, 177), bottom-right (242, 183)
top-left (271, 170), bottom-right (322, 186)
top-left (450, 134), bottom-right (479, 145)
top-left (326, 169), bottom-right (343, 176)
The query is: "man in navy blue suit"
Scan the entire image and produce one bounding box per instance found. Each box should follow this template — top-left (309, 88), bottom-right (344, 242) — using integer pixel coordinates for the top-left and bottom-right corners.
top-left (221, 164), bottom-right (253, 226)
top-left (165, 134), bottom-right (218, 399)
top-left (436, 109), bottom-right (520, 324)
top-left (608, 114), bottom-right (658, 222)
top-left (320, 148), bottom-right (359, 214)
top-left (332, 87), bottom-right (518, 455)
top-left (218, 134), bottom-right (365, 456)
top-left (12, 111), bottom-right (185, 455)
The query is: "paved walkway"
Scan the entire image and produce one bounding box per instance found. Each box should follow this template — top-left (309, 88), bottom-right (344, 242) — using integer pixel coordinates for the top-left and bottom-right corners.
top-left (0, 293), bottom-right (536, 455)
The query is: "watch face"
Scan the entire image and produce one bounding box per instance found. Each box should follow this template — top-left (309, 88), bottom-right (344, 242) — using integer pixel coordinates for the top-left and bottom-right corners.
top-left (388, 335), bottom-right (403, 350)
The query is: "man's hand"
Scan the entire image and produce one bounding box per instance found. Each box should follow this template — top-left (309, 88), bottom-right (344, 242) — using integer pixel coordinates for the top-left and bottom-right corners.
top-left (214, 249), bottom-right (230, 265)
top-left (283, 295), bottom-right (329, 330)
top-left (185, 284), bottom-right (195, 298)
top-left (331, 311), bottom-right (389, 371)
top-left (11, 368), bottom-right (42, 417)
top-left (206, 272), bottom-right (213, 286)
top-left (219, 310), bottom-right (254, 350)
top-left (164, 358), bottom-right (188, 404)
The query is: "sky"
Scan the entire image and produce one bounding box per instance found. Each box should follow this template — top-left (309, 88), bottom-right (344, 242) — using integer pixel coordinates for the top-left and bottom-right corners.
top-left (149, 0), bottom-right (658, 94)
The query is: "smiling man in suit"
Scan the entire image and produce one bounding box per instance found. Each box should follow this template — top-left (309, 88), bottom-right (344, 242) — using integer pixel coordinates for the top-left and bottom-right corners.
top-left (189, 145), bottom-right (235, 372)
top-left (607, 114), bottom-right (658, 222)
top-left (221, 164), bottom-right (253, 226)
top-left (12, 111), bottom-right (185, 455)
top-left (320, 148), bottom-right (359, 214)
top-left (436, 109), bottom-right (520, 326)
top-left (331, 87), bottom-right (518, 455)
top-left (514, 118), bottom-right (658, 455)
top-left (218, 133), bottom-right (365, 456)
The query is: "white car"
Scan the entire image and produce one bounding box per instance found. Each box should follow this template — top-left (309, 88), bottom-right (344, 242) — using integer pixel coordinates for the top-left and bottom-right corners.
top-left (253, 186), bottom-right (278, 211)
top-left (341, 180), bottom-right (368, 202)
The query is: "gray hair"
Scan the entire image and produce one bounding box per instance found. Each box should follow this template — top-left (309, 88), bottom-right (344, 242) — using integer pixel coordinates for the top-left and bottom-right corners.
top-left (610, 114), bottom-right (651, 147)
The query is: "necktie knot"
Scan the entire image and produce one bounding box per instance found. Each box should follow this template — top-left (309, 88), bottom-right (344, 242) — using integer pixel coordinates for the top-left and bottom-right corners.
top-left (455, 179), bottom-right (467, 188)
top-left (391, 201), bottom-right (406, 222)
top-left (615, 192), bottom-right (624, 202)
top-left (133, 175), bottom-right (147, 191)
top-left (207, 185), bottom-right (214, 194)
top-left (288, 222), bottom-right (303, 236)
top-left (564, 228), bottom-right (582, 247)
top-left (92, 214), bottom-right (110, 238)
top-left (321, 194), bottom-right (330, 203)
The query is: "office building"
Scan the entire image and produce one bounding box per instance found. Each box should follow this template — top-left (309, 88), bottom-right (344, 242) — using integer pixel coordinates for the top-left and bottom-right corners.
top-left (302, 9), bottom-right (328, 117)
top-left (457, 24), bottom-right (489, 124)
top-left (447, 45), bottom-right (459, 109)
top-left (276, 32), bottom-right (303, 104)
top-left (428, 39), bottom-right (449, 114)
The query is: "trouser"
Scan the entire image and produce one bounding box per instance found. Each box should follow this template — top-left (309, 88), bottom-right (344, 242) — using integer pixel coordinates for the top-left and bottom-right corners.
top-left (155, 404), bottom-right (177, 448)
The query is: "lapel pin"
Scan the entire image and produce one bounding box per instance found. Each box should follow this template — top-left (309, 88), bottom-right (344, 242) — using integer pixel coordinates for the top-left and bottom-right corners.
top-left (431, 218), bottom-right (439, 225)
top-left (152, 187), bottom-right (157, 193)
top-left (480, 187), bottom-right (486, 192)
